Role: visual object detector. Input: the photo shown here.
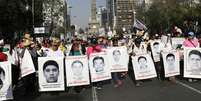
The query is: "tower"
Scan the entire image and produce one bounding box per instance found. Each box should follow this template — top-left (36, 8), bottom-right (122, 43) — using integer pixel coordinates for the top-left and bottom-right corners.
top-left (89, 0), bottom-right (100, 34)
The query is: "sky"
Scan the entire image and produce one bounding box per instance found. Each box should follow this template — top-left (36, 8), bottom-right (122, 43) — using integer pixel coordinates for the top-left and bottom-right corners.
top-left (69, 0), bottom-right (106, 29)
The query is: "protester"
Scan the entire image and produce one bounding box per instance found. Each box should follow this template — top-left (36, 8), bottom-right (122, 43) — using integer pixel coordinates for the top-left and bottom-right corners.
top-left (183, 32), bottom-right (200, 82)
top-left (161, 34), bottom-right (176, 83)
top-left (111, 38), bottom-right (123, 88)
top-left (86, 38), bottom-right (104, 89)
top-left (46, 37), bottom-right (64, 57)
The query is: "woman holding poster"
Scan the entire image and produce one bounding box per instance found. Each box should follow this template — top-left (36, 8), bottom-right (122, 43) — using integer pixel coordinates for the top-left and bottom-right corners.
top-left (67, 39), bottom-right (87, 93)
top-left (87, 37), bottom-right (106, 90)
top-left (183, 32), bottom-right (200, 82)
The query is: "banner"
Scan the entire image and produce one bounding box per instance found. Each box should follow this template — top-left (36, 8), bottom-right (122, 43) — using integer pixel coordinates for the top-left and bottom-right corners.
top-left (107, 46), bottom-right (129, 72)
top-left (0, 62), bottom-right (13, 100)
top-left (20, 49), bottom-right (36, 77)
top-left (65, 55), bottom-right (90, 87)
top-left (151, 40), bottom-right (161, 62)
top-left (38, 57), bottom-right (65, 92)
top-left (172, 37), bottom-right (185, 49)
top-left (184, 48), bottom-right (201, 78)
top-left (89, 52), bottom-right (111, 82)
top-left (132, 54), bottom-right (157, 80)
top-left (162, 50), bottom-right (180, 77)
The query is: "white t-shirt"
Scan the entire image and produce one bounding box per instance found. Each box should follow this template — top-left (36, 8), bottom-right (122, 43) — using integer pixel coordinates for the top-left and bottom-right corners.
top-left (46, 49), bottom-right (64, 57)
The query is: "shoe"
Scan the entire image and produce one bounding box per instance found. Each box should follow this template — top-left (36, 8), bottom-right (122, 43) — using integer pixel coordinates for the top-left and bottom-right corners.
top-left (193, 79), bottom-right (198, 82)
top-left (96, 87), bottom-right (102, 90)
top-left (188, 79), bottom-right (193, 82)
top-left (135, 83), bottom-right (141, 87)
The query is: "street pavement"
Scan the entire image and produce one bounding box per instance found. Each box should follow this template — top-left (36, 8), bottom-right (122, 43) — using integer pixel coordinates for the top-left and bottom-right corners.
top-left (14, 77), bottom-right (201, 101)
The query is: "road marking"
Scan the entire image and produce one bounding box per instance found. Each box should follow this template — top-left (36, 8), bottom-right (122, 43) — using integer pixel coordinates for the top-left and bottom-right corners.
top-left (176, 80), bottom-right (201, 95)
top-left (92, 87), bottom-right (98, 101)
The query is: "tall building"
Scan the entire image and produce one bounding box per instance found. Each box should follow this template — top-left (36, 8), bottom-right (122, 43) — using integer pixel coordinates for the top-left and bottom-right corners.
top-left (97, 7), bottom-right (108, 30)
top-left (107, 0), bottom-right (134, 33)
top-left (89, 0), bottom-right (100, 34)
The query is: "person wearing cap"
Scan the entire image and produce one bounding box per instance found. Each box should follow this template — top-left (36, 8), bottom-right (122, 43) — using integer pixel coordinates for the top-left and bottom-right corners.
top-left (86, 37), bottom-right (104, 90)
top-left (183, 32), bottom-right (199, 48)
top-left (183, 32), bottom-right (199, 82)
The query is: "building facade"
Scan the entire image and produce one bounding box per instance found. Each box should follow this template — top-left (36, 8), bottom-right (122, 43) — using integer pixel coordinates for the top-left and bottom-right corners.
top-left (89, 0), bottom-right (100, 34)
top-left (107, 0), bottom-right (134, 33)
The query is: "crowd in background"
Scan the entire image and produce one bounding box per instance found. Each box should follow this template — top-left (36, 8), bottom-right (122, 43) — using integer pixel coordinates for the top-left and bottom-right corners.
top-left (0, 30), bottom-right (201, 98)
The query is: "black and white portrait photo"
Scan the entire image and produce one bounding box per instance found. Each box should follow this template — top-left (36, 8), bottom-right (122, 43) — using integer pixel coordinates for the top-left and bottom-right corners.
top-left (151, 40), bottom-right (161, 62)
top-left (132, 54), bottom-right (157, 80)
top-left (162, 51), bottom-right (180, 77)
top-left (184, 48), bottom-right (201, 78)
top-left (89, 52), bottom-right (111, 82)
top-left (65, 56), bottom-right (90, 87)
top-left (0, 62), bottom-right (13, 100)
top-left (107, 46), bottom-right (129, 72)
top-left (38, 57), bottom-right (64, 91)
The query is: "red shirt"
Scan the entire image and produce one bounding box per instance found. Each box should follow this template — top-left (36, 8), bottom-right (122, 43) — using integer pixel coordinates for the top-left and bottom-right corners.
top-left (0, 52), bottom-right (7, 62)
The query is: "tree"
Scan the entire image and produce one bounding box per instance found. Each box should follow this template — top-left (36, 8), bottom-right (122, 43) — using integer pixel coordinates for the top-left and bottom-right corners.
top-left (43, 0), bottom-right (65, 35)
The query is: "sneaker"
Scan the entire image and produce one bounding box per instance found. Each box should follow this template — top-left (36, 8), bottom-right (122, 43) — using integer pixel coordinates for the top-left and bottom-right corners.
top-left (96, 86), bottom-right (102, 90)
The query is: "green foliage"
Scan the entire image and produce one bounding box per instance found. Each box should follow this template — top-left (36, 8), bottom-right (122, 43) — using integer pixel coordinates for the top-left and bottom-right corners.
top-left (136, 0), bottom-right (201, 34)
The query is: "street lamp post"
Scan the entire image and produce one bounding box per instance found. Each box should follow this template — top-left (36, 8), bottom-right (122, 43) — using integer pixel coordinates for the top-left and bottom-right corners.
top-left (32, 0), bottom-right (34, 34)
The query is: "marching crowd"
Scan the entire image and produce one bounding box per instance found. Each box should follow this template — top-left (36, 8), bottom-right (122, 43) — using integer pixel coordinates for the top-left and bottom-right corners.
top-left (0, 30), bottom-right (201, 99)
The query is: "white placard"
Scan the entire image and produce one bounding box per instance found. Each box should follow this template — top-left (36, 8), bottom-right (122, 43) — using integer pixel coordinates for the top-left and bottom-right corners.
top-left (20, 49), bottom-right (36, 77)
top-left (89, 52), bottom-right (112, 82)
top-left (172, 37), bottom-right (185, 49)
top-left (107, 46), bottom-right (129, 72)
top-left (184, 48), bottom-right (201, 78)
top-left (65, 55), bottom-right (90, 87)
top-left (151, 40), bottom-right (161, 62)
top-left (132, 54), bottom-right (157, 80)
top-left (162, 51), bottom-right (180, 77)
top-left (0, 62), bottom-right (13, 100)
top-left (38, 57), bottom-right (65, 92)
top-left (34, 27), bottom-right (45, 34)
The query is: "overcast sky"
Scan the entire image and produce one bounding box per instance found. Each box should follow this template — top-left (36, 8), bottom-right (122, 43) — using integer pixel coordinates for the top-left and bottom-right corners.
top-left (69, 0), bottom-right (106, 29)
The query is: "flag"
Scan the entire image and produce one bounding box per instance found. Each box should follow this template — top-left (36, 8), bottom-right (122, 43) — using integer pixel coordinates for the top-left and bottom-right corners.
top-left (133, 19), bottom-right (147, 30)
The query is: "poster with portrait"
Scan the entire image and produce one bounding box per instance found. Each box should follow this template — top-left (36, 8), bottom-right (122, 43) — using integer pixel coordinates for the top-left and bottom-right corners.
top-left (0, 62), bottom-right (13, 100)
top-left (151, 40), bottom-right (161, 62)
top-left (38, 57), bottom-right (65, 92)
top-left (161, 35), bottom-right (168, 44)
top-left (65, 55), bottom-right (90, 87)
top-left (107, 46), bottom-right (129, 72)
top-left (132, 54), bottom-right (157, 80)
top-left (162, 51), bottom-right (180, 77)
top-left (89, 52), bottom-right (112, 82)
top-left (184, 48), bottom-right (201, 78)
top-left (20, 49), bottom-right (36, 78)
top-left (172, 37), bottom-right (185, 49)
